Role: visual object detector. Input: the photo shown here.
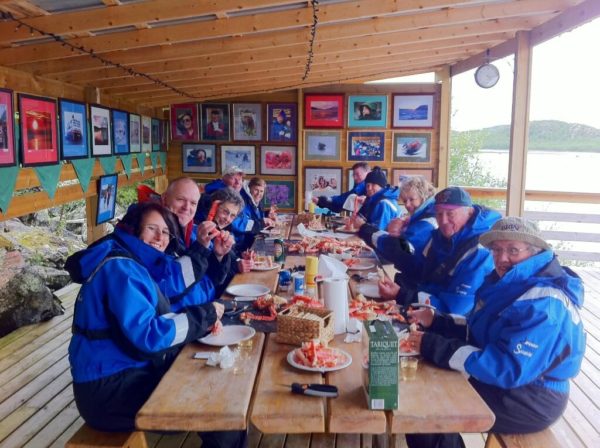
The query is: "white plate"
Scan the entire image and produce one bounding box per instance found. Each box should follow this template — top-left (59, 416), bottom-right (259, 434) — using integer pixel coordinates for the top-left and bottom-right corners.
top-left (336, 226), bottom-right (358, 234)
top-left (357, 283), bottom-right (381, 299)
top-left (260, 228), bottom-right (281, 236)
top-left (226, 284), bottom-right (270, 297)
top-left (234, 296), bottom-right (258, 303)
top-left (397, 329), bottom-right (419, 357)
top-left (399, 350), bottom-right (420, 357)
top-left (286, 348), bottom-right (352, 373)
top-left (348, 262), bottom-right (375, 271)
top-left (199, 325), bottom-right (256, 346)
top-left (410, 302), bottom-right (435, 310)
top-left (251, 264), bottom-right (280, 271)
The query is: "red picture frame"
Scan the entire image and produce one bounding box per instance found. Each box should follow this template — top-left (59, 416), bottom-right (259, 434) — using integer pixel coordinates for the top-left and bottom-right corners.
top-left (170, 103), bottom-right (199, 141)
top-left (0, 88), bottom-right (16, 167)
top-left (304, 93), bottom-right (344, 128)
top-left (18, 93), bottom-right (59, 167)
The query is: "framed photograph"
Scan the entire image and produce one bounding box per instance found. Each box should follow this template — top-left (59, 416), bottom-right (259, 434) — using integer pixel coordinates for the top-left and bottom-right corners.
top-left (304, 167), bottom-right (342, 201)
top-left (160, 119), bottom-right (168, 151)
top-left (111, 109), bottom-right (129, 155)
top-left (232, 103), bottom-right (262, 141)
top-left (347, 131), bottom-right (385, 161)
top-left (96, 174), bottom-right (118, 225)
top-left (18, 94), bottom-right (59, 166)
top-left (260, 145), bottom-right (296, 176)
top-left (170, 103), bottom-right (199, 141)
top-left (348, 95), bottom-right (387, 128)
top-left (89, 104), bottom-right (112, 157)
top-left (267, 103), bottom-right (297, 143)
top-left (392, 132), bottom-right (431, 163)
top-left (141, 116), bottom-right (152, 152)
top-left (182, 143), bottom-right (216, 173)
top-left (262, 180), bottom-right (296, 210)
top-left (151, 118), bottom-right (160, 152)
top-left (201, 103), bottom-right (230, 141)
top-left (221, 145), bottom-right (255, 174)
top-left (129, 113), bottom-right (141, 153)
top-left (304, 93), bottom-right (344, 128)
top-left (304, 130), bottom-right (340, 161)
top-left (58, 98), bottom-right (88, 160)
top-left (0, 89), bottom-right (16, 167)
top-left (348, 168), bottom-right (387, 191)
top-left (392, 93), bottom-right (435, 128)
top-left (392, 168), bottom-right (434, 187)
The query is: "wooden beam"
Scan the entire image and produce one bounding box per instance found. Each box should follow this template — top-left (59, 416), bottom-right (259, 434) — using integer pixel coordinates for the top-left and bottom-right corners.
top-left (450, 38), bottom-right (517, 76)
top-left (435, 66), bottom-right (451, 189)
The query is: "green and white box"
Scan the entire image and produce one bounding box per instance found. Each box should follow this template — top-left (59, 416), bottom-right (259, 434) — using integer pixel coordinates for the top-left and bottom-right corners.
top-left (362, 320), bottom-right (398, 410)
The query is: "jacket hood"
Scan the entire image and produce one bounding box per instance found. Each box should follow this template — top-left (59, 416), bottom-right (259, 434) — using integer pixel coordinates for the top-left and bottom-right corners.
top-left (204, 179), bottom-right (226, 194)
top-left (373, 185), bottom-right (400, 202)
top-left (411, 197), bottom-right (436, 222)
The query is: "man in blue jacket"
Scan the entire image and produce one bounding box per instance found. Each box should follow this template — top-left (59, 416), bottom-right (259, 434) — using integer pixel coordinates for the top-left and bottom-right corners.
top-left (312, 161), bottom-right (370, 212)
top-left (352, 167), bottom-right (401, 230)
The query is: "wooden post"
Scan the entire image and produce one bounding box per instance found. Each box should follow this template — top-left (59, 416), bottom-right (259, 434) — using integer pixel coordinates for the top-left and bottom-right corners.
top-left (297, 87), bottom-right (304, 213)
top-left (155, 175), bottom-right (168, 194)
top-left (435, 66), bottom-right (451, 189)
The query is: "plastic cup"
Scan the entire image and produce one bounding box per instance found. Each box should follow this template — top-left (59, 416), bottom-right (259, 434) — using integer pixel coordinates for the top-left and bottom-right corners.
top-left (400, 356), bottom-right (419, 381)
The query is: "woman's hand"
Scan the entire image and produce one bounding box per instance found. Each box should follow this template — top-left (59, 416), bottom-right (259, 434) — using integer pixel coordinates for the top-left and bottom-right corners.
top-left (407, 307), bottom-right (434, 328)
top-left (213, 230), bottom-right (234, 258)
top-left (212, 301), bottom-right (225, 320)
top-left (350, 215), bottom-right (366, 229)
top-left (197, 221), bottom-right (218, 248)
top-left (407, 330), bottom-right (424, 353)
top-left (378, 276), bottom-right (400, 301)
top-left (263, 217), bottom-right (275, 228)
top-left (387, 217), bottom-right (408, 237)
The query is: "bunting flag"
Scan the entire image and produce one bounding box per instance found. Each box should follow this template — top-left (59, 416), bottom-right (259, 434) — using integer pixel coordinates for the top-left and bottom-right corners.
top-left (136, 153), bottom-right (147, 175)
top-left (120, 154), bottom-right (133, 178)
top-left (71, 158), bottom-right (96, 193)
top-left (158, 152), bottom-right (167, 172)
top-left (0, 166), bottom-right (20, 214)
top-left (150, 152), bottom-right (158, 172)
top-left (99, 155), bottom-right (117, 175)
top-left (33, 164), bottom-right (63, 200)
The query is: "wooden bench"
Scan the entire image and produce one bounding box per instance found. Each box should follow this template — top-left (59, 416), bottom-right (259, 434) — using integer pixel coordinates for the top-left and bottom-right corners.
top-left (65, 424), bottom-right (147, 448)
top-left (484, 430), bottom-right (562, 448)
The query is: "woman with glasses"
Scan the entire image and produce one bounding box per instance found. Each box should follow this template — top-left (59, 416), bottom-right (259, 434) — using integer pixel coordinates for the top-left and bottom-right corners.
top-left (403, 217), bottom-right (586, 448)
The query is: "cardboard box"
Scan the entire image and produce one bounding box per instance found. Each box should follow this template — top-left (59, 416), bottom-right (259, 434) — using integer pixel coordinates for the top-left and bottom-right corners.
top-left (362, 320), bottom-right (399, 410)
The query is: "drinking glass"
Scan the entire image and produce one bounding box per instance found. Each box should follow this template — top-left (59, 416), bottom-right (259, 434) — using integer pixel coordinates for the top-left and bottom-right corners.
top-left (400, 356), bottom-right (419, 381)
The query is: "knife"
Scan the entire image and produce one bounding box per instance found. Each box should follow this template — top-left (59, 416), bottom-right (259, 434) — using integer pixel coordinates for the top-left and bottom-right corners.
top-left (288, 383), bottom-right (339, 398)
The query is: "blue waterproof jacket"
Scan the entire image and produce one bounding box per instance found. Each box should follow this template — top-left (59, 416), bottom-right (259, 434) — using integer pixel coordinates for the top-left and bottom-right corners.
top-left (358, 186), bottom-right (402, 230)
top-left (316, 181), bottom-right (366, 213)
top-left (421, 250), bottom-right (586, 394)
top-left (67, 229), bottom-right (217, 383)
top-left (229, 187), bottom-right (260, 250)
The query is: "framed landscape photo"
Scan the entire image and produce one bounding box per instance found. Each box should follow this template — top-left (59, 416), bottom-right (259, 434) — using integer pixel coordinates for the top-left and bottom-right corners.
top-left (18, 94), bottom-right (59, 166)
top-left (129, 113), bottom-right (141, 153)
top-left (304, 167), bottom-right (342, 201)
top-left (170, 103), bottom-right (199, 141)
top-left (201, 103), bottom-right (230, 141)
top-left (392, 132), bottom-right (431, 163)
top-left (141, 116), bottom-right (152, 152)
top-left (348, 95), bottom-right (387, 128)
top-left (348, 168), bottom-right (387, 191)
top-left (262, 180), bottom-right (296, 210)
top-left (221, 145), bottom-right (255, 174)
top-left (304, 130), bottom-right (340, 161)
top-left (58, 98), bottom-right (88, 160)
top-left (96, 174), bottom-right (118, 225)
top-left (260, 145), bottom-right (296, 176)
top-left (0, 88), bottom-right (16, 167)
top-left (233, 103), bottom-right (262, 141)
top-left (89, 104), bottom-right (112, 157)
top-left (347, 131), bottom-right (385, 161)
top-left (304, 94), bottom-right (344, 128)
top-left (392, 93), bottom-right (435, 128)
top-left (151, 118), bottom-right (160, 152)
top-left (111, 109), bottom-right (129, 155)
top-left (392, 168), bottom-right (434, 187)
top-left (182, 143), bottom-right (216, 174)
top-left (267, 103), bottom-right (297, 143)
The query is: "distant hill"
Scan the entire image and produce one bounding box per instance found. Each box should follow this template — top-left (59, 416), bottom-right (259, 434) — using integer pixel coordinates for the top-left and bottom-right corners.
top-left (452, 120), bottom-right (600, 152)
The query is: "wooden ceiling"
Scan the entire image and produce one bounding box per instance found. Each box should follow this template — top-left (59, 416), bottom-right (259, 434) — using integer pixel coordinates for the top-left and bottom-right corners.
top-left (0, 0), bottom-right (597, 108)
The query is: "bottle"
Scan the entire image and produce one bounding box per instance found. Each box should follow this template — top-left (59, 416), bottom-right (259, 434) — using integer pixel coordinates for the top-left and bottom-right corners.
top-left (308, 201), bottom-right (316, 214)
top-left (273, 238), bottom-right (285, 263)
top-left (304, 256), bottom-right (318, 297)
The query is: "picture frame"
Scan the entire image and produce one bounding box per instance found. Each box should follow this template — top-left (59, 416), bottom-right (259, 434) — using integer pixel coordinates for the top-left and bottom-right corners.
top-left (18, 93), bottom-right (59, 166)
top-left (160, 119), bottom-right (168, 151)
top-left (89, 104), bottom-right (112, 157)
top-left (151, 118), bottom-right (160, 152)
top-left (392, 168), bottom-right (434, 187)
top-left (348, 168), bottom-right (387, 191)
top-left (58, 98), bottom-right (88, 160)
top-left (304, 93), bottom-right (344, 128)
top-left (347, 131), bottom-right (385, 161)
top-left (141, 116), bottom-right (152, 152)
top-left (304, 167), bottom-right (342, 201)
top-left (232, 103), bottom-right (262, 141)
top-left (392, 132), bottom-right (431, 163)
top-left (267, 103), bottom-right (297, 143)
top-left (170, 103), bottom-right (199, 141)
top-left (129, 113), bottom-right (141, 153)
top-left (262, 180), bottom-right (296, 211)
top-left (111, 108), bottom-right (129, 155)
top-left (96, 173), bottom-right (118, 225)
top-left (201, 103), bottom-right (230, 141)
top-left (221, 144), bottom-right (255, 174)
top-left (0, 88), bottom-right (16, 167)
top-left (260, 145), bottom-right (296, 176)
top-left (392, 93), bottom-right (435, 128)
top-left (348, 95), bottom-right (387, 128)
top-left (182, 143), bottom-right (217, 174)
top-left (304, 130), bottom-right (340, 161)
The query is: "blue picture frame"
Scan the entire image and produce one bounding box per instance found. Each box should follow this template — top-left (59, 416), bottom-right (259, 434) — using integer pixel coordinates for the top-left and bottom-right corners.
top-left (151, 118), bottom-right (161, 152)
top-left (347, 131), bottom-right (385, 161)
top-left (58, 98), bottom-right (88, 160)
top-left (96, 174), bottom-right (118, 225)
top-left (111, 109), bottom-right (129, 155)
top-left (347, 95), bottom-right (387, 128)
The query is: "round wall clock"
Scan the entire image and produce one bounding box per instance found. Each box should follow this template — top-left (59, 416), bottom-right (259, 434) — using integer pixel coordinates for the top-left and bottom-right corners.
top-left (474, 63), bottom-right (500, 88)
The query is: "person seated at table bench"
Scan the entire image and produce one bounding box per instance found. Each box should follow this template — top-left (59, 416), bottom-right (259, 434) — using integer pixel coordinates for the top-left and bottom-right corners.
top-left (235, 177), bottom-right (277, 251)
top-left (405, 217), bottom-right (586, 448)
top-left (377, 187), bottom-right (500, 315)
top-left (195, 165), bottom-right (245, 223)
top-left (312, 161), bottom-right (371, 212)
top-left (67, 202), bottom-right (246, 448)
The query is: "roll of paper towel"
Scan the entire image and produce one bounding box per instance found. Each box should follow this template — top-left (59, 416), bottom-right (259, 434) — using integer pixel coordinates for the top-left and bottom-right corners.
top-left (320, 277), bottom-right (349, 335)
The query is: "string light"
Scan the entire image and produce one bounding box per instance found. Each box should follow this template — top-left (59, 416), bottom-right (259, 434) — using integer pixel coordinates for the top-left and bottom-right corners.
top-left (302, 0), bottom-right (319, 81)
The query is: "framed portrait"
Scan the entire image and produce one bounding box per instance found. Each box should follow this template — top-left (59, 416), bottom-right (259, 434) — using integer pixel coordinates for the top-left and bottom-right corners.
top-left (96, 174), bottom-right (118, 225)
top-left (89, 104), bottom-right (112, 157)
top-left (232, 103), bottom-right (262, 141)
top-left (304, 130), bottom-right (340, 161)
top-left (160, 119), bottom-right (168, 151)
top-left (304, 93), bottom-right (344, 128)
top-left (221, 145), bottom-right (255, 174)
top-left (392, 132), bottom-right (431, 163)
top-left (260, 145), bottom-right (296, 176)
top-left (151, 118), bottom-right (160, 152)
top-left (348, 168), bottom-right (387, 191)
top-left (392, 168), bottom-right (434, 187)
top-left (111, 109), bottom-right (129, 155)
top-left (129, 114), bottom-right (141, 153)
top-left (0, 89), bottom-right (16, 167)
top-left (267, 103), bottom-right (297, 143)
top-left (347, 131), bottom-right (385, 161)
top-left (262, 180), bottom-right (296, 211)
top-left (58, 98), bottom-right (88, 160)
top-left (304, 167), bottom-right (342, 201)
top-left (392, 93), bottom-right (435, 128)
top-left (141, 115), bottom-right (152, 152)
top-left (182, 143), bottom-right (217, 173)
top-left (170, 103), bottom-right (199, 141)
top-left (348, 95), bottom-right (387, 128)
top-left (201, 103), bottom-right (230, 141)
top-left (18, 94), bottom-right (59, 166)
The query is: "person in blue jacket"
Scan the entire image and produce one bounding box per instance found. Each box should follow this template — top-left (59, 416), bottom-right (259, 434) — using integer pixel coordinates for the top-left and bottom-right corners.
top-left (350, 167), bottom-right (401, 231)
top-left (312, 161), bottom-right (370, 213)
top-left (195, 165), bottom-right (244, 223)
top-left (235, 177), bottom-right (277, 251)
top-left (404, 217), bottom-right (586, 448)
top-left (379, 186), bottom-right (501, 315)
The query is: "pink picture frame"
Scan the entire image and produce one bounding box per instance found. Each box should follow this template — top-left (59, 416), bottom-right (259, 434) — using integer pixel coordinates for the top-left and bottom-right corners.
top-left (18, 93), bottom-right (59, 167)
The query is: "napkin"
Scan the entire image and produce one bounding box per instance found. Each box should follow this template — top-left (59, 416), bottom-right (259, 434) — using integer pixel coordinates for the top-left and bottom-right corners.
top-left (342, 193), bottom-right (358, 212)
top-left (206, 346), bottom-right (236, 369)
top-left (318, 254), bottom-right (348, 280)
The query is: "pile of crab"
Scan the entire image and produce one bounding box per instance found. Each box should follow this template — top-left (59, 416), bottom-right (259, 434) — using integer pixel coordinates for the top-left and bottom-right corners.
top-left (285, 236), bottom-right (367, 256)
top-left (239, 294), bottom-right (322, 325)
top-left (348, 293), bottom-right (406, 322)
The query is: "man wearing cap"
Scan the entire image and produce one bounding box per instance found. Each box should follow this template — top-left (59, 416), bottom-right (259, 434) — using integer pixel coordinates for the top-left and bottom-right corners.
top-left (379, 186), bottom-right (501, 315)
top-left (312, 162), bottom-right (371, 213)
top-left (404, 217), bottom-right (586, 448)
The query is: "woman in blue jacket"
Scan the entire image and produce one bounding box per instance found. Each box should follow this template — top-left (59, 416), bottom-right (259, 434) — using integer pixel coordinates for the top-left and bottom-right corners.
top-left (405, 217), bottom-right (586, 448)
top-left (353, 167), bottom-right (401, 230)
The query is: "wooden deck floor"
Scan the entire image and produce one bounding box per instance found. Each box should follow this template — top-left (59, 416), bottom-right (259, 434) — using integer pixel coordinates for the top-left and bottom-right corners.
top-left (1, 268), bottom-right (599, 448)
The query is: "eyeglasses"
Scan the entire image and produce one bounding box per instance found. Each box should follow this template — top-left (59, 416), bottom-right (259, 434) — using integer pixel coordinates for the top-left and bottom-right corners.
top-left (182, 118), bottom-right (192, 123)
top-left (218, 206), bottom-right (238, 219)
top-left (142, 224), bottom-right (173, 240)
top-left (490, 246), bottom-right (531, 257)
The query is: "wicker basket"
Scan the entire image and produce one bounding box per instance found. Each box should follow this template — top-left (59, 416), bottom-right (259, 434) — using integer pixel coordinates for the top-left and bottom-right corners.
top-left (276, 306), bottom-right (334, 346)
